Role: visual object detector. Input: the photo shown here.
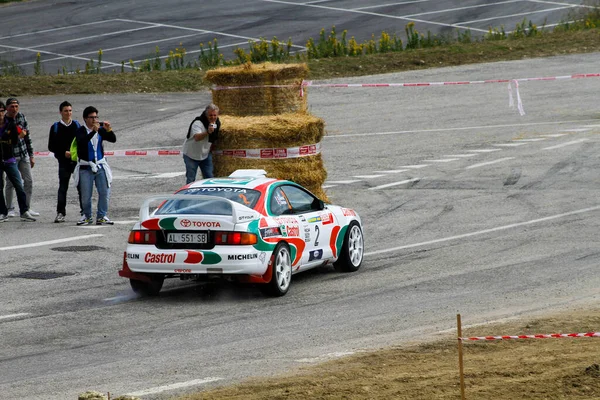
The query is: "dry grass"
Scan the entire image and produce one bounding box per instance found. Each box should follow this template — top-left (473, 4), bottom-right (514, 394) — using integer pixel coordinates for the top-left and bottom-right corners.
top-left (176, 309), bottom-right (600, 400)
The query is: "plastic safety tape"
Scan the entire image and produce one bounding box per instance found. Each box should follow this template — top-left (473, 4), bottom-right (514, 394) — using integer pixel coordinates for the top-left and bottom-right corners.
top-left (461, 332), bottom-right (600, 341)
top-left (212, 73), bottom-right (600, 91)
top-left (33, 143), bottom-right (321, 159)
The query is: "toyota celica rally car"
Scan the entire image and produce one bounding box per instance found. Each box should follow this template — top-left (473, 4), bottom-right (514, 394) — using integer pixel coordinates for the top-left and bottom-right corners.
top-left (119, 169), bottom-right (364, 297)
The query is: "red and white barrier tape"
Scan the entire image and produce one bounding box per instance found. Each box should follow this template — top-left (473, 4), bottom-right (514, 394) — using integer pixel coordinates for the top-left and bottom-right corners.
top-left (461, 332), bottom-right (600, 341)
top-left (213, 73), bottom-right (600, 116)
top-left (34, 143), bottom-right (321, 159)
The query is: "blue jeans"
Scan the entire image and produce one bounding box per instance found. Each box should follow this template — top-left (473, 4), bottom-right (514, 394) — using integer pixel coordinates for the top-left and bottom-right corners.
top-left (79, 167), bottom-right (110, 219)
top-left (183, 153), bottom-right (213, 184)
top-left (0, 162), bottom-right (28, 215)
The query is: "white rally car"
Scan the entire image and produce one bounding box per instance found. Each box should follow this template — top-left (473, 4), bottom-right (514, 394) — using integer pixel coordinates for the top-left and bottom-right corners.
top-left (119, 169), bottom-right (364, 296)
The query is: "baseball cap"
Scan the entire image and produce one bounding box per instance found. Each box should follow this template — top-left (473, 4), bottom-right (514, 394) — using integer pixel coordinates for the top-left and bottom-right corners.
top-left (6, 98), bottom-right (19, 106)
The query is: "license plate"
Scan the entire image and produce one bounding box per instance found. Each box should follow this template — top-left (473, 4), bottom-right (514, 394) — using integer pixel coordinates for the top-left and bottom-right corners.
top-left (167, 233), bottom-right (208, 244)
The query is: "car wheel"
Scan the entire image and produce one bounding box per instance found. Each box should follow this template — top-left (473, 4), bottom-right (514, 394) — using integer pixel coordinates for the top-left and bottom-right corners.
top-left (261, 242), bottom-right (292, 297)
top-left (130, 275), bottom-right (164, 296)
top-left (334, 221), bottom-right (364, 272)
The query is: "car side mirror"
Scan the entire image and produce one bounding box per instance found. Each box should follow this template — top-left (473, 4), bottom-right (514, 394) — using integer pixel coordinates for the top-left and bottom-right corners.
top-left (313, 199), bottom-right (325, 211)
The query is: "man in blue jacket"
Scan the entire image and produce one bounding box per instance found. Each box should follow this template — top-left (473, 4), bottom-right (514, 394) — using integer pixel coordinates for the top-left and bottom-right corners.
top-left (73, 106), bottom-right (116, 226)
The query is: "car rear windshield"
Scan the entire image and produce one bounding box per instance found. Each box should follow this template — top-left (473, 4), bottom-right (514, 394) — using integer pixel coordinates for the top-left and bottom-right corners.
top-left (155, 187), bottom-right (261, 216)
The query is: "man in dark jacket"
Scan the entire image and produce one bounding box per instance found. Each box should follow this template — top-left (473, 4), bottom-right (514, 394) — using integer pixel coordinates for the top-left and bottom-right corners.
top-left (48, 101), bottom-right (82, 223)
top-left (182, 103), bottom-right (220, 184)
top-left (73, 106), bottom-right (116, 226)
top-left (0, 101), bottom-right (36, 222)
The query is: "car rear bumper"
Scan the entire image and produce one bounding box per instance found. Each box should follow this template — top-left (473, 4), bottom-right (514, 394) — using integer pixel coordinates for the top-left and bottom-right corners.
top-left (124, 244), bottom-right (270, 275)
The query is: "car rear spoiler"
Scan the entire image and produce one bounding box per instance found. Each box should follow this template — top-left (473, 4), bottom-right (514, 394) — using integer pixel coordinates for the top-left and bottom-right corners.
top-left (139, 194), bottom-right (260, 224)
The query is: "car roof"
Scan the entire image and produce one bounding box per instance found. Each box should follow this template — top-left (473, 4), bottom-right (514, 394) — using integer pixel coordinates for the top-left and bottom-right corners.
top-left (185, 170), bottom-right (281, 191)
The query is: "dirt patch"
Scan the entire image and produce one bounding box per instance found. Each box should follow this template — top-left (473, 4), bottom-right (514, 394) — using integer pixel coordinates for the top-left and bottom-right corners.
top-left (178, 308), bottom-right (600, 399)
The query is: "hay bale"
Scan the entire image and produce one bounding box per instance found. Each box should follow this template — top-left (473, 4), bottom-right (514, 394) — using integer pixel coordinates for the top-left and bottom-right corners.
top-left (205, 62), bottom-right (308, 116)
top-left (78, 391), bottom-right (107, 400)
top-left (213, 154), bottom-right (329, 202)
top-left (216, 113), bottom-right (324, 149)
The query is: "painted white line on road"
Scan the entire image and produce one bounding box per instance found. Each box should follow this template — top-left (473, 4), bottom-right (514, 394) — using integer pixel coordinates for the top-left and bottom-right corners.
top-left (373, 169), bottom-right (409, 174)
top-left (541, 134), bottom-right (568, 137)
top-left (295, 351), bottom-right (357, 363)
top-left (493, 143), bottom-right (527, 147)
top-left (325, 180), bottom-right (361, 184)
top-left (513, 138), bottom-right (546, 142)
top-left (365, 205), bottom-right (600, 257)
top-left (353, 174), bottom-right (386, 179)
top-left (543, 138), bottom-right (588, 150)
top-left (323, 119), bottom-right (599, 139)
top-left (443, 154), bottom-right (477, 158)
top-left (127, 377), bottom-right (223, 397)
top-left (465, 157), bottom-right (514, 169)
top-left (369, 177), bottom-right (421, 190)
top-left (0, 313), bottom-right (30, 321)
top-left (468, 149), bottom-right (502, 153)
top-left (400, 164), bottom-right (429, 169)
top-left (422, 158), bottom-right (459, 162)
top-left (0, 234), bottom-right (103, 251)
top-left (322, 185), bottom-right (337, 189)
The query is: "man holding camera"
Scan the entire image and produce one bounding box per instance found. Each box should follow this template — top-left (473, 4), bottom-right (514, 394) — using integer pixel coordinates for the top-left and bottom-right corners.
top-left (182, 103), bottom-right (220, 184)
top-left (73, 106), bottom-right (116, 226)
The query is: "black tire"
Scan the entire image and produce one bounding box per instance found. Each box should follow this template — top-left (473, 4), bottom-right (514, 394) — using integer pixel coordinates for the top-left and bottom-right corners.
top-left (261, 242), bottom-right (292, 297)
top-left (130, 275), bottom-right (164, 296)
top-left (334, 221), bottom-right (364, 272)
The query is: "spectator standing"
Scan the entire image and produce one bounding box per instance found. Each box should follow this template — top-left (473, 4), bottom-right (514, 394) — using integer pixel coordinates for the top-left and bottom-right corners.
top-left (182, 103), bottom-right (220, 184)
top-left (4, 97), bottom-right (38, 217)
top-left (73, 106), bottom-right (116, 226)
top-left (48, 101), bottom-right (82, 223)
top-left (0, 101), bottom-right (36, 222)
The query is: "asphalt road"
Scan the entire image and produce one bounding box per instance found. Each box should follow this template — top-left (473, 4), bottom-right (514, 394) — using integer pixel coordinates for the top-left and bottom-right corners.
top-left (1, 1), bottom-right (600, 399)
top-left (0, 0), bottom-right (591, 74)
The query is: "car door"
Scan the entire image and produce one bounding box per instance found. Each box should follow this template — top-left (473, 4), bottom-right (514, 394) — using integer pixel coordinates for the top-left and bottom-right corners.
top-left (276, 185), bottom-right (334, 269)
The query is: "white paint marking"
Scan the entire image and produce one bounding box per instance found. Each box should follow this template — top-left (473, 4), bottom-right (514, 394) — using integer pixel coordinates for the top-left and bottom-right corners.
top-left (295, 351), bottom-right (357, 363)
top-left (0, 313), bottom-right (30, 321)
top-left (324, 180), bottom-right (361, 184)
top-left (365, 205), bottom-right (600, 257)
top-left (324, 119), bottom-right (599, 139)
top-left (402, 0), bottom-right (522, 18)
top-left (454, 6), bottom-right (574, 26)
top-left (0, 235), bottom-right (103, 251)
top-left (369, 178), bottom-right (421, 190)
top-left (354, 1), bottom-right (432, 11)
top-left (373, 169), bottom-right (408, 174)
top-left (157, 108), bottom-right (169, 112)
top-left (113, 220), bottom-right (138, 225)
top-left (154, 172), bottom-right (185, 178)
top-left (422, 158), bottom-right (459, 162)
top-left (513, 138), bottom-right (546, 142)
top-left (353, 174), bottom-right (386, 179)
top-left (127, 377), bottom-right (223, 397)
top-left (465, 157), bottom-right (514, 169)
top-left (540, 134), bottom-right (568, 137)
top-left (322, 185), bottom-right (337, 189)
top-left (400, 164), bottom-right (429, 169)
top-left (468, 149), bottom-right (502, 153)
top-left (0, 19), bottom-right (118, 40)
top-left (443, 154), bottom-right (477, 158)
top-left (543, 138), bottom-right (588, 150)
top-left (437, 316), bottom-right (521, 334)
top-left (493, 143), bottom-right (527, 147)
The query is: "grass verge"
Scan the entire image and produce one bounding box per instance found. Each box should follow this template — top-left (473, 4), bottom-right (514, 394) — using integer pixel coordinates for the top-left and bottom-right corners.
top-left (177, 309), bottom-right (600, 400)
top-left (1, 29), bottom-right (600, 97)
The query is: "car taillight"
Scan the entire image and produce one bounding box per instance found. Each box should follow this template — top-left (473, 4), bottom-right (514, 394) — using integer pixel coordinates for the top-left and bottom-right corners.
top-left (128, 230), bottom-right (157, 244)
top-left (214, 231), bottom-right (257, 245)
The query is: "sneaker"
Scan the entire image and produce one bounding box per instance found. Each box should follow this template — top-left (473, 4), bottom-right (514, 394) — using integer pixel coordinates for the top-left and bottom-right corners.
top-left (77, 215), bottom-right (93, 226)
top-left (54, 213), bottom-right (66, 223)
top-left (7, 209), bottom-right (16, 217)
top-left (20, 211), bottom-right (37, 222)
top-left (96, 216), bottom-right (114, 225)
top-left (0, 214), bottom-right (6, 222)
top-left (28, 209), bottom-right (40, 216)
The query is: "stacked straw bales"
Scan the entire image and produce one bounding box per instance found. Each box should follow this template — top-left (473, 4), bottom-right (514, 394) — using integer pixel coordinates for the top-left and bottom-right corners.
top-left (205, 62), bottom-right (329, 201)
